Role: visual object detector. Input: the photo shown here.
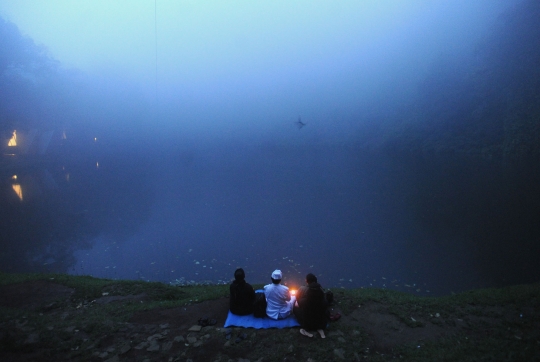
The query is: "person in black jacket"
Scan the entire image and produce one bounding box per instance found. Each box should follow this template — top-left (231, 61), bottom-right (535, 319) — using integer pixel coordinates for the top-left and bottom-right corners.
top-left (229, 268), bottom-right (256, 315)
top-left (293, 273), bottom-right (327, 338)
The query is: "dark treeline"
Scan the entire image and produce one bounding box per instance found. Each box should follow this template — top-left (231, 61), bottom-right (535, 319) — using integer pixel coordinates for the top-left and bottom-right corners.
top-left (398, 0), bottom-right (540, 163)
top-left (0, 16), bottom-right (59, 134)
top-left (0, 17), bottom-right (155, 273)
top-left (0, 16), bottom-right (154, 149)
top-left (370, 0), bottom-right (540, 286)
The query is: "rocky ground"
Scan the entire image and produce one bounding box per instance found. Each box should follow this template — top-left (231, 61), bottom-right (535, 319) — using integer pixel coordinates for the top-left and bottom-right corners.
top-left (1, 278), bottom-right (539, 361)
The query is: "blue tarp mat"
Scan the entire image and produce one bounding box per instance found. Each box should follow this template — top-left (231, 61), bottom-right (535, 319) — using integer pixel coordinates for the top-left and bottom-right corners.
top-left (224, 311), bottom-right (300, 329)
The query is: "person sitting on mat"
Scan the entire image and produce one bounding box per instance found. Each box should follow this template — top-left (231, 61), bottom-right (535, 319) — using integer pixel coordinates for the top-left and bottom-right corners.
top-left (264, 269), bottom-right (296, 320)
top-left (293, 273), bottom-right (327, 338)
top-left (229, 268), bottom-right (256, 316)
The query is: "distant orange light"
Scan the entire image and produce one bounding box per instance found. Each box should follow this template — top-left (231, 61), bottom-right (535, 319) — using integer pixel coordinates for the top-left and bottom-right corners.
top-left (12, 184), bottom-right (23, 201)
top-left (290, 289), bottom-right (296, 296)
top-left (8, 130), bottom-right (17, 146)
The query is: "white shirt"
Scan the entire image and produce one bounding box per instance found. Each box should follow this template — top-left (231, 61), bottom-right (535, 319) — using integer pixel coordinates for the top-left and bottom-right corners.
top-left (264, 283), bottom-right (294, 319)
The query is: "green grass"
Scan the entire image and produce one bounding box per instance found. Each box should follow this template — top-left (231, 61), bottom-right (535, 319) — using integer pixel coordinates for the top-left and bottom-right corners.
top-left (0, 272), bottom-right (228, 349)
top-left (1, 272), bottom-right (539, 361)
top-left (0, 271), bottom-right (229, 304)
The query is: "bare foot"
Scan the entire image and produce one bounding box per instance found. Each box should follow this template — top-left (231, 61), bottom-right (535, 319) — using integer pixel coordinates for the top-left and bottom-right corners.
top-left (317, 329), bottom-right (325, 338)
top-left (300, 329), bottom-right (313, 338)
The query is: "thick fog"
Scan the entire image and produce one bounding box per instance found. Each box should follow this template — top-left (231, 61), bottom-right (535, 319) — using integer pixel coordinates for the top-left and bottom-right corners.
top-left (0, 0), bottom-right (514, 141)
top-left (1, 0), bottom-right (539, 295)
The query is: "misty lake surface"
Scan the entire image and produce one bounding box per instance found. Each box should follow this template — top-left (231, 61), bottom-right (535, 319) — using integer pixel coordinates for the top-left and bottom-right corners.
top-left (71, 143), bottom-right (408, 290)
top-left (2, 138), bottom-right (520, 297)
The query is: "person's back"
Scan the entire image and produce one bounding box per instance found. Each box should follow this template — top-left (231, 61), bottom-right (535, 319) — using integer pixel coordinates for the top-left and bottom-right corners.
top-left (264, 269), bottom-right (295, 320)
top-left (301, 281), bottom-right (326, 329)
top-left (295, 273), bottom-right (327, 332)
top-left (229, 268), bottom-right (255, 316)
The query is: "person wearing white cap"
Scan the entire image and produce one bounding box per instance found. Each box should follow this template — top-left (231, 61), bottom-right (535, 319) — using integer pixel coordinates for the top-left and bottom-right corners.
top-left (263, 269), bottom-right (296, 320)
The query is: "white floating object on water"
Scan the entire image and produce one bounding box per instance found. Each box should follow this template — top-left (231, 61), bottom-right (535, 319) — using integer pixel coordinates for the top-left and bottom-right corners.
top-left (188, 249), bottom-right (192, 252)
top-left (195, 261), bottom-right (200, 264)
top-left (435, 313), bottom-right (440, 318)
top-left (102, 292), bottom-right (109, 296)
top-left (411, 317), bottom-right (416, 322)
top-left (349, 279), bottom-right (353, 282)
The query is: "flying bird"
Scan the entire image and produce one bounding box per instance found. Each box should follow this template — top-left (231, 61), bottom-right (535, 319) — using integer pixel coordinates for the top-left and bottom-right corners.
top-left (295, 116), bottom-right (306, 129)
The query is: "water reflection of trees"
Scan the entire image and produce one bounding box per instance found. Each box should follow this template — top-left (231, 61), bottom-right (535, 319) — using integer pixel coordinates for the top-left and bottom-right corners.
top-left (0, 151), bottom-right (154, 274)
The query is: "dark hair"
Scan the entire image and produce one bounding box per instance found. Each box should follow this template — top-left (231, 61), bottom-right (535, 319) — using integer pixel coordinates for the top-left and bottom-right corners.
top-left (234, 268), bottom-right (245, 281)
top-left (271, 278), bottom-right (281, 284)
top-left (306, 273), bottom-right (317, 284)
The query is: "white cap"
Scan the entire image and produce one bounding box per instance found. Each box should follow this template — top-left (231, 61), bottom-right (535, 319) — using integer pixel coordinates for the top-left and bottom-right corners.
top-left (271, 270), bottom-right (282, 280)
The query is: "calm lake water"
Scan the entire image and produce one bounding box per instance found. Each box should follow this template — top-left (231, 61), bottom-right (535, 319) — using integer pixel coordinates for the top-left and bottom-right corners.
top-left (1, 139), bottom-right (537, 296)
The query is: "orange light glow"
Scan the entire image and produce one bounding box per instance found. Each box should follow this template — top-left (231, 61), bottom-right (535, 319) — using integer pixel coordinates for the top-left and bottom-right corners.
top-left (8, 130), bottom-right (17, 146)
top-left (290, 290), bottom-right (296, 296)
top-left (12, 184), bottom-right (23, 201)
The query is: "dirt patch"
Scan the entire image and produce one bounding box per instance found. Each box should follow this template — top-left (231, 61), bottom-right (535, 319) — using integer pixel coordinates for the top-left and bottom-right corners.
top-left (129, 297), bottom-right (231, 329)
top-left (94, 294), bottom-right (149, 305)
top-left (343, 301), bottom-right (463, 351)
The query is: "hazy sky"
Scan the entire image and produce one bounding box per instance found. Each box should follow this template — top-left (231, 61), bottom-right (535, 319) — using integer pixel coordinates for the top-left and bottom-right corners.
top-left (0, 0), bottom-right (516, 138)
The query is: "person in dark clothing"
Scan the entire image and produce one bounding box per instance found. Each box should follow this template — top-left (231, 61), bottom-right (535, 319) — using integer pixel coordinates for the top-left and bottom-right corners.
top-left (293, 273), bottom-right (327, 338)
top-left (229, 268), bottom-right (256, 316)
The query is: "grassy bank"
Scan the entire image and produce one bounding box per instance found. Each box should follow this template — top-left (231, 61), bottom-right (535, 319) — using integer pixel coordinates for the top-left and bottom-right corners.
top-left (0, 272), bottom-right (538, 361)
